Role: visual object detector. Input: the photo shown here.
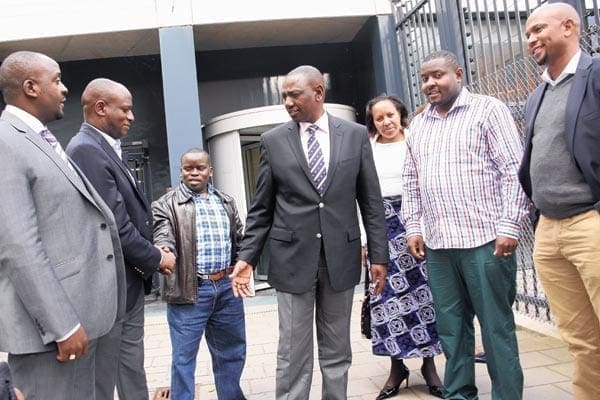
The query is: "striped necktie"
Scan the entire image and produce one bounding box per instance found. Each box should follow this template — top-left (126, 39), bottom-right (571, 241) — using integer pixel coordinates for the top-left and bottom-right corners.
top-left (306, 124), bottom-right (327, 195)
top-left (39, 129), bottom-right (70, 165)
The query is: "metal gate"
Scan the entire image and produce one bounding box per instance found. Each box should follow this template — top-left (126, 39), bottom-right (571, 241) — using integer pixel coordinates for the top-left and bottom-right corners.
top-left (391, 0), bottom-right (599, 323)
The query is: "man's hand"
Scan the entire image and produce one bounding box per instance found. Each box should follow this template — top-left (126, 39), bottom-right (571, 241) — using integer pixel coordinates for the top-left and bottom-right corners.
top-left (493, 235), bottom-right (518, 258)
top-left (370, 263), bottom-right (387, 296)
top-left (229, 260), bottom-right (253, 298)
top-left (407, 235), bottom-right (425, 260)
top-left (56, 326), bottom-right (88, 362)
top-left (157, 246), bottom-right (175, 275)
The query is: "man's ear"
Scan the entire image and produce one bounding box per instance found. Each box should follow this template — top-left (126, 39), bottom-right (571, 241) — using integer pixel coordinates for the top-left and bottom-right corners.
top-left (94, 99), bottom-right (107, 116)
top-left (455, 67), bottom-right (464, 83)
top-left (563, 17), bottom-right (577, 37)
top-left (22, 78), bottom-right (38, 99)
top-left (314, 84), bottom-right (325, 102)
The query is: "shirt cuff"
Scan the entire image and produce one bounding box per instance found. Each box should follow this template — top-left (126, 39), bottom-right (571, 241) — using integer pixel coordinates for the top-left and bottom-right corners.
top-left (497, 219), bottom-right (521, 240)
top-left (57, 324), bottom-right (81, 342)
top-left (404, 220), bottom-right (423, 238)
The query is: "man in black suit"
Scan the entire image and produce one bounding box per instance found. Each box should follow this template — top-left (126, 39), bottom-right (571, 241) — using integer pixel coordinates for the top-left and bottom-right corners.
top-left (520, 3), bottom-right (600, 399)
top-left (66, 78), bottom-right (176, 400)
top-left (230, 65), bottom-right (389, 399)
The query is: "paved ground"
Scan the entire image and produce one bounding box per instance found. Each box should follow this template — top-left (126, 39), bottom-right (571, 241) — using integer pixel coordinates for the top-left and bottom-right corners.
top-left (143, 289), bottom-right (574, 400)
top-left (1, 289), bottom-right (574, 399)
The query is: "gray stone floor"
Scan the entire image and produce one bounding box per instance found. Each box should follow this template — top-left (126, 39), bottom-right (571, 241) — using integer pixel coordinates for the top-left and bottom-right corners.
top-left (1, 290), bottom-right (573, 399)
top-left (143, 290), bottom-right (574, 399)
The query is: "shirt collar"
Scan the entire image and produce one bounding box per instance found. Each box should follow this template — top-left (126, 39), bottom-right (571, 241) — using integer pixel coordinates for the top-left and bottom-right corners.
top-left (84, 122), bottom-right (119, 148)
top-left (541, 50), bottom-right (581, 87)
top-left (299, 111), bottom-right (329, 135)
top-left (424, 87), bottom-right (471, 119)
top-left (183, 182), bottom-right (215, 198)
top-left (4, 105), bottom-right (45, 133)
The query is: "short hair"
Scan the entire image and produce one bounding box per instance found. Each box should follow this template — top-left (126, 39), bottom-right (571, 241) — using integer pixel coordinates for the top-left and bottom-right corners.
top-left (0, 51), bottom-right (48, 103)
top-left (287, 65), bottom-right (323, 81)
top-left (365, 95), bottom-right (409, 135)
top-left (180, 147), bottom-right (210, 164)
top-left (422, 50), bottom-right (462, 71)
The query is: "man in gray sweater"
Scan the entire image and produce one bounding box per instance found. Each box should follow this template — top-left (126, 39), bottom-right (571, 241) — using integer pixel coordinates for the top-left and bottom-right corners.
top-left (520, 4), bottom-right (600, 399)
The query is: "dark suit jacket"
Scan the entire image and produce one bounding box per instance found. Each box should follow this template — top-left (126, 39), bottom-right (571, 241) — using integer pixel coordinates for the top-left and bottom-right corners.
top-left (67, 123), bottom-right (161, 310)
top-left (519, 53), bottom-right (600, 214)
top-left (237, 114), bottom-right (389, 293)
top-left (0, 111), bottom-right (126, 354)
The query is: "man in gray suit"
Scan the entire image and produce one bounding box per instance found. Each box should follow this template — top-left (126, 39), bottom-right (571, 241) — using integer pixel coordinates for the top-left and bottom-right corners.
top-left (230, 65), bottom-right (389, 399)
top-left (0, 51), bottom-right (126, 399)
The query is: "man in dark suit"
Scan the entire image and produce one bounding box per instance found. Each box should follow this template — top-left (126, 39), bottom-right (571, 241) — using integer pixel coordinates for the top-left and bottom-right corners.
top-left (66, 78), bottom-right (176, 400)
top-left (0, 51), bottom-right (126, 399)
top-left (520, 3), bottom-right (600, 399)
top-left (230, 65), bottom-right (389, 399)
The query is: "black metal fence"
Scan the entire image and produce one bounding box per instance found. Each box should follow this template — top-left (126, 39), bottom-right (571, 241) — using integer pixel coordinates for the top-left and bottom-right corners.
top-left (391, 0), bottom-right (599, 323)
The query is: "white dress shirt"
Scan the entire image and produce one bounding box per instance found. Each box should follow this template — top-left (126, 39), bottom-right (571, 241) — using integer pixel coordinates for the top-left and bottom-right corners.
top-left (299, 112), bottom-right (330, 169)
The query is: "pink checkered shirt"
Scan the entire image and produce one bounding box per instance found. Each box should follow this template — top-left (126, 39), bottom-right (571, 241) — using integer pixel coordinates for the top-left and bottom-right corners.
top-left (401, 88), bottom-right (530, 249)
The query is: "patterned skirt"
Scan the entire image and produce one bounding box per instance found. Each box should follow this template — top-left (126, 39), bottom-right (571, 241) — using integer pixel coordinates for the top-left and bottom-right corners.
top-left (369, 196), bottom-right (443, 358)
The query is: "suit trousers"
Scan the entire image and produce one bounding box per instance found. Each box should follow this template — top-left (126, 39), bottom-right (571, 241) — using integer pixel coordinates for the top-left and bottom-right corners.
top-left (426, 242), bottom-right (523, 400)
top-left (8, 338), bottom-right (98, 400)
top-left (95, 288), bottom-right (148, 400)
top-left (534, 209), bottom-right (600, 400)
top-left (275, 265), bottom-right (354, 400)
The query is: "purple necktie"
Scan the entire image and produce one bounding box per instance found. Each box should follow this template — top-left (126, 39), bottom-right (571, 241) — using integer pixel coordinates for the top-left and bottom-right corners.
top-left (39, 129), bottom-right (69, 164)
top-left (307, 124), bottom-right (327, 195)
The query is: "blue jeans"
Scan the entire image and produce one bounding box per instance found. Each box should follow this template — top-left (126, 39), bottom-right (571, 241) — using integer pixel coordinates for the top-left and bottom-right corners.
top-left (167, 278), bottom-right (246, 400)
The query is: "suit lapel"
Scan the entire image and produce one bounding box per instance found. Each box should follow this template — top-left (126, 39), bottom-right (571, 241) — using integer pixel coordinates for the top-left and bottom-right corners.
top-left (1, 114), bottom-right (99, 207)
top-left (285, 122), bottom-right (317, 189)
top-left (321, 114), bottom-right (343, 195)
top-left (564, 54), bottom-right (592, 154)
top-left (524, 83), bottom-right (547, 147)
top-left (81, 125), bottom-right (149, 209)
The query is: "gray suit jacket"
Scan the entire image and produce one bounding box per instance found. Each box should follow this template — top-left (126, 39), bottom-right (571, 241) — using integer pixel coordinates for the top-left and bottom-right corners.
top-left (0, 110), bottom-right (126, 354)
top-left (238, 114), bottom-right (389, 293)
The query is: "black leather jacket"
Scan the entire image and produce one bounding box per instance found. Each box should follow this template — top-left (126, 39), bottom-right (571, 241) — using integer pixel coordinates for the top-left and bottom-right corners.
top-left (152, 182), bottom-right (243, 304)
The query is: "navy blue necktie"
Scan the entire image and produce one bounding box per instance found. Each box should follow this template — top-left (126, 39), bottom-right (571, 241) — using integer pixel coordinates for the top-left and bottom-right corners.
top-left (306, 124), bottom-right (327, 195)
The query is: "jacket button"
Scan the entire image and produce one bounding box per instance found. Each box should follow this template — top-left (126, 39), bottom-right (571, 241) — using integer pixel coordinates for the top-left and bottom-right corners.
top-left (319, 202), bottom-right (324, 208)
top-left (100, 223), bottom-right (107, 230)
top-left (146, 220), bottom-right (150, 226)
top-left (316, 233), bottom-right (322, 239)
top-left (107, 254), bottom-right (114, 261)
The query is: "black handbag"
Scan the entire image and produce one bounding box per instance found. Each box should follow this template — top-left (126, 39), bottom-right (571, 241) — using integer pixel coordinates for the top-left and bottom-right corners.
top-left (360, 268), bottom-right (372, 339)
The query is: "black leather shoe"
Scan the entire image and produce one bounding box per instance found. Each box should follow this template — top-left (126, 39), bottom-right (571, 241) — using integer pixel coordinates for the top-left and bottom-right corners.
top-left (428, 385), bottom-right (445, 398)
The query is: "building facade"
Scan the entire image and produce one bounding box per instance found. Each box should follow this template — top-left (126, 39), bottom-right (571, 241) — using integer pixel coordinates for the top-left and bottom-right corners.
top-left (0, 0), bottom-right (403, 213)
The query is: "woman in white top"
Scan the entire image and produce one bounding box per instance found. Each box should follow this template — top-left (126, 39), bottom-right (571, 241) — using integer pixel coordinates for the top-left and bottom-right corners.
top-left (365, 95), bottom-right (443, 399)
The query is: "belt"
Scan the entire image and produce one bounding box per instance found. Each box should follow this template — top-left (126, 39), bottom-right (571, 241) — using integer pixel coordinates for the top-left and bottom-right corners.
top-left (197, 266), bottom-right (234, 283)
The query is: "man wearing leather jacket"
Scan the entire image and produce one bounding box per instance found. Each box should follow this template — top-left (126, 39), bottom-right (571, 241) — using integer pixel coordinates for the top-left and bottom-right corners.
top-left (152, 148), bottom-right (246, 400)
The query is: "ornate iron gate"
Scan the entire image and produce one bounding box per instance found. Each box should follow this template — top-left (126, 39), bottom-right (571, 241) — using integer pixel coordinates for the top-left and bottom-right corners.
top-left (391, 0), bottom-right (599, 323)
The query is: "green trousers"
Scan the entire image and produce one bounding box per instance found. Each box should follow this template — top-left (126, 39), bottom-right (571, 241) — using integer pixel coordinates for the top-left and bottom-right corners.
top-left (426, 241), bottom-right (523, 400)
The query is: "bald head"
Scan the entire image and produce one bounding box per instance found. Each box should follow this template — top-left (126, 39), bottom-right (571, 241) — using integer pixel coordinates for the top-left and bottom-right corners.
top-left (82, 78), bottom-right (134, 139)
top-left (525, 2), bottom-right (581, 76)
top-left (0, 51), bottom-right (68, 124)
top-left (529, 2), bottom-right (581, 29)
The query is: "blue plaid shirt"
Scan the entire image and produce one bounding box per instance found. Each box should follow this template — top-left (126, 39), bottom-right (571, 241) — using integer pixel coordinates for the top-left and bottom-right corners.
top-left (184, 183), bottom-right (231, 274)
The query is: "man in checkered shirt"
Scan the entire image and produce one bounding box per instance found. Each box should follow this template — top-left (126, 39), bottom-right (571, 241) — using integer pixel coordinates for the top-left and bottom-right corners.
top-left (153, 148), bottom-right (246, 400)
